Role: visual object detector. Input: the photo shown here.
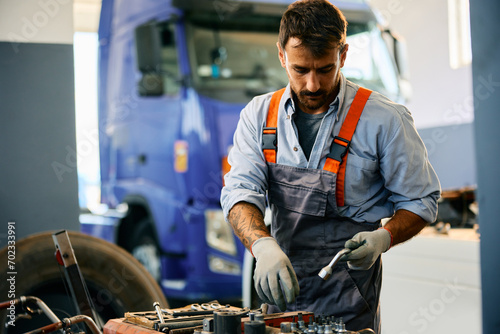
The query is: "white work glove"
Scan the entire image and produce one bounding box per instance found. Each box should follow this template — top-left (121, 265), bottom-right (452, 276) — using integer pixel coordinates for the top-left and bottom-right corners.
top-left (252, 237), bottom-right (300, 311)
top-left (342, 229), bottom-right (392, 270)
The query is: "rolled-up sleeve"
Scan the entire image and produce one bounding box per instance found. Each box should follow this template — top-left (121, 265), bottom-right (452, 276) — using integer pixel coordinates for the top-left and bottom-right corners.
top-left (379, 104), bottom-right (441, 223)
top-left (221, 97), bottom-right (270, 221)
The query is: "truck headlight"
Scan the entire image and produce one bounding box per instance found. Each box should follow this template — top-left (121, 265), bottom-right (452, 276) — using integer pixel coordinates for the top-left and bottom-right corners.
top-left (208, 255), bottom-right (241, 275)
top-left (205, 209), bottom-right (237, 256)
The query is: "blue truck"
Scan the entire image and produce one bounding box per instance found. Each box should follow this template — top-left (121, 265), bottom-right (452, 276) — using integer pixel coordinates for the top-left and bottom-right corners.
top-left (82, 0), bottom-right (410, 303)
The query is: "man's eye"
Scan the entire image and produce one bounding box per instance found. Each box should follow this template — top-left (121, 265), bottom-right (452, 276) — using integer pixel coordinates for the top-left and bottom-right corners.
top-left (319, 67), bottom-right (333, 73)
top-left (294, 68), bottom-right (307, 74)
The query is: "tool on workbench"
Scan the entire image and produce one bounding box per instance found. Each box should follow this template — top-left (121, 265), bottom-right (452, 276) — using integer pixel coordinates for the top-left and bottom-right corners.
top-left (214, 309), bottom-right (247, 334)
top-left (244, 313), bottom-right (266, 334)
top-left (154, 302), bottom-right (166, 324)
top-left (324, 324), bottom-right (334, 334)
top-left (279, 322), bottom-right (292, 334)
top-left (106, 307), bottom-right (376, 334)
top-left (191, 303), bottom-right (223, 311)
top-left (297, 313), bottom-right (307, 332)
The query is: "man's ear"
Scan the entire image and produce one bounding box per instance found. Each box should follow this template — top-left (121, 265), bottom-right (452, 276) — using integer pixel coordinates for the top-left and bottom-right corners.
top-left (340, 44), bottom-right (349, 68)
top-left (277, 42), bottom-right (286, 68)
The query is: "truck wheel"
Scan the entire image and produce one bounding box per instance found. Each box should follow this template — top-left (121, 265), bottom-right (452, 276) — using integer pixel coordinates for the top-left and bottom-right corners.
top-left (0, 230), bottom-right (168, 334)
top-left (129, 220), bottom-right (162, 282)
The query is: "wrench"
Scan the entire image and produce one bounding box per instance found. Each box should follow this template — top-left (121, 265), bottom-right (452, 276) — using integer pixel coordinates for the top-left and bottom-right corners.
top-left (318, 248), bottom-right (351, 280)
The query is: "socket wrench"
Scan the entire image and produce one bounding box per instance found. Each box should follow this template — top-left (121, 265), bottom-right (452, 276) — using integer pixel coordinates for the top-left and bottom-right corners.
top-left (318, 248), bottom-right (351, 280)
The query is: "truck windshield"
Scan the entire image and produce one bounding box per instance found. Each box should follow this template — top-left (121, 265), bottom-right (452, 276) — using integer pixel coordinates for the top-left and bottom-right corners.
top-left (186, 15), bottom-right (399, 103)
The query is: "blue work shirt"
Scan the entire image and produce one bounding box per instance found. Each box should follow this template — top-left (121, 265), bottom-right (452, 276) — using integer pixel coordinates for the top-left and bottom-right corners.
top-left (221, 74), bottom-right (441, 224)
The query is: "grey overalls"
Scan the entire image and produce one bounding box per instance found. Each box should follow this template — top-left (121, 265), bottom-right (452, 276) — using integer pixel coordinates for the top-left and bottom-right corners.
top-left (262, 87), bottom-right (382, 333)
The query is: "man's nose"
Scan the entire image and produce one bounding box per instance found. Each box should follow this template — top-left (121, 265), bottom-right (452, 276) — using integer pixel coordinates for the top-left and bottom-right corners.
top-left (306, 71), bottom-right (320, 93)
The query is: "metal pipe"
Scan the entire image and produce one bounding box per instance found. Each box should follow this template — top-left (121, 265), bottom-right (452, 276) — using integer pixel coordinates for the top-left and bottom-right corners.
top-left (65, 315), bottom-right (102, 334)
top-left (23, 320), bottom-right (63, 334)
top-left (157, 319), bottom-right (206, 331)
top-left (0, 300), bottom-right (16, 310)
top-left (22, 296), bottom-right (61, 324)
top-left (24, 315), bottom-right (102, 334)
top-left (0, 296), bottom-right (60, 324)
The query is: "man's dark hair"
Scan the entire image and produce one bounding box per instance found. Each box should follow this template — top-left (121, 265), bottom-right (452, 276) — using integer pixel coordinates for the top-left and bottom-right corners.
top-left (278, 0), bottom-right (347, 57)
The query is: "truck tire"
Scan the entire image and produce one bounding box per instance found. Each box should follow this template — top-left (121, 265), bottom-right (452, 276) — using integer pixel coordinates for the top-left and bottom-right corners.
top-left (0, 230), bottom-right (168, 334)
top-left (129, 220), bottom-right (162, 282)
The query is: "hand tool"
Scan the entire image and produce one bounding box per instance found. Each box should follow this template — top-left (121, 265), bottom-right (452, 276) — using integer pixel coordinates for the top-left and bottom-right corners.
top-left (154, 301), bottom-right (166, 324)
top-left (318, 248), bottom-right (351, 280)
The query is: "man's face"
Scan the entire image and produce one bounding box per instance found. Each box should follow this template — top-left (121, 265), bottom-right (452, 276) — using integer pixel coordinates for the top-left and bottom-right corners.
top-left (278, 37), bottom-right (348, 114)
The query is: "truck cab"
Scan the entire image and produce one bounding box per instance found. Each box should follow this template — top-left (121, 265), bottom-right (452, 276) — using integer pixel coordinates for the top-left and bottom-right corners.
top-left (84, 0), bottom-right (409, 302)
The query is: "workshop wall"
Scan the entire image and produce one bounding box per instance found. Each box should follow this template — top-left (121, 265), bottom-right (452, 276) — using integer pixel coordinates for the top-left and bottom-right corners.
top-left (0, 0), bottom-right (79, 248)
top-left (370, 0), bottom-right (476, 190)
top-left (418, 122), bottom-right (476, 191)
top-left (370, 0), bottom-right (473, 130)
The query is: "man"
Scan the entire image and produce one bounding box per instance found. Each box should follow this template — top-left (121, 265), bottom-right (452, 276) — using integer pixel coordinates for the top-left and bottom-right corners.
top-left (221, 0), bottom-right (441, 332)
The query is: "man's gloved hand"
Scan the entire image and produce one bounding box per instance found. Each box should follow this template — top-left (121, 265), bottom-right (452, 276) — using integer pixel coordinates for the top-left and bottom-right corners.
top-left (342, 228), bottom-right (392, 270)
top-left (252, 237), bottom-right (300, 311)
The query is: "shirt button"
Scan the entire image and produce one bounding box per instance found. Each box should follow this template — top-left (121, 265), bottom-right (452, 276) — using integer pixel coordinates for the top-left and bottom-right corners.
top-left (293, 147), bottom-right (298, 152)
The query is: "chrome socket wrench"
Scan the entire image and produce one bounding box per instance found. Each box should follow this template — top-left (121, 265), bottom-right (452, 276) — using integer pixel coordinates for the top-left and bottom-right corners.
top-left (318, 248), bottom-right (351, 280)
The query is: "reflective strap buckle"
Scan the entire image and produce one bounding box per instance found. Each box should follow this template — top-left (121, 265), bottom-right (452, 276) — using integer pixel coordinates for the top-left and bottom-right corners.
top-left (262, 127), bottom-right (277, 150)
top-left (327, 136), bottom-right (350, 162)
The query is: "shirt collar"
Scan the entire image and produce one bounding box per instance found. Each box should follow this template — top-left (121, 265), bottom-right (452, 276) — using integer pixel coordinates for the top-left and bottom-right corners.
top-left (282, 72), bottom-right (346, 121)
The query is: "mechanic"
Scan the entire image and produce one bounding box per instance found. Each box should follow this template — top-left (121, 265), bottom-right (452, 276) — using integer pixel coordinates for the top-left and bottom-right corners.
top-left (221, 0), bottom-right (441, 332)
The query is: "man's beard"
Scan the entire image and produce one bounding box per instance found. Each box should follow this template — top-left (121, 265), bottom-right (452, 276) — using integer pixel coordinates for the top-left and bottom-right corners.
top-left (292, 87), bottom-right (335, 112)
top-left (298, 89), bottom-right (328, 111)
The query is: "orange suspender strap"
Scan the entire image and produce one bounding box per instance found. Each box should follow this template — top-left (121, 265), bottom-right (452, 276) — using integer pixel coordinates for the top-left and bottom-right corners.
top-left (323, 87), bottom-right (372, 207)
top-left (263, 88), bottom-right (286, 163)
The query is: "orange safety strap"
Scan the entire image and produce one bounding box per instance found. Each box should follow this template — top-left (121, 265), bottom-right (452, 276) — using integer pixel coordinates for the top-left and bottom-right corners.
top-left (262, 86), bottom-right (371, 207)
top-left (324, 87), bottom-right (372, 206)
top-left (263, 88), bottom-right (286, 163)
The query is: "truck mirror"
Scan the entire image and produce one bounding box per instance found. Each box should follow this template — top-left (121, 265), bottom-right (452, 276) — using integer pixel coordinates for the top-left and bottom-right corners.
top-left (135, 22), bottom-right (164, 96)
top-left (384, 29), bottom-right (412, 101)
top-left (393, 33), bottom-right (410, 81)
top-left (393, 35), bottom-right (412, 101)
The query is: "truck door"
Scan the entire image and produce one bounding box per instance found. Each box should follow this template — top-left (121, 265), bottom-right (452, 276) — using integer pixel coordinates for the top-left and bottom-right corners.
top-left (132, 20), bottom-right (183, 190)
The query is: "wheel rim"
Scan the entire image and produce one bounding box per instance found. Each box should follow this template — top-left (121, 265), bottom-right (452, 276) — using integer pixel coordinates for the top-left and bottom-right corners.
top-left (132, 242), bottom-right (161, 282)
